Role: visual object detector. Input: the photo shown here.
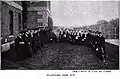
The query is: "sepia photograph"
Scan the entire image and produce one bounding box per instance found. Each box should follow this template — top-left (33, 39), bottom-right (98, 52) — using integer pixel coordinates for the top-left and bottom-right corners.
top-left (0, 0), bottom-right (119, 70)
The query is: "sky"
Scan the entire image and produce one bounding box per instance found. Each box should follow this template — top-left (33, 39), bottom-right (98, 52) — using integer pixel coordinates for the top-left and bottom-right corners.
top-left (51, 1), bottom-right (119, 27)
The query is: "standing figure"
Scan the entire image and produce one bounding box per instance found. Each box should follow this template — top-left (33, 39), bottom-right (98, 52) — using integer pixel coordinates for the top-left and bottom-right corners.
top-left (15, 34), bottom-right (24, 60)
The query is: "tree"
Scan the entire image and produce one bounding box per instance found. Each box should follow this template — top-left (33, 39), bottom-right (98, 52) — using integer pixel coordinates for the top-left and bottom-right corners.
top-left (97, 20), bottom-right (108, 25)
top-left (109, 18), bottom-right (119, 39)
top-left (109, 18), bottom-right (119, 28)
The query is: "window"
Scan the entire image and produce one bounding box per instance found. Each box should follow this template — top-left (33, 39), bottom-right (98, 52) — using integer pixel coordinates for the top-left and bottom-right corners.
top-left (39, 22), bottom-right (43, 26)
top-left (18, 13), bottom-right (22, 32)
top-left (9, 10), bottom-right (13, 35)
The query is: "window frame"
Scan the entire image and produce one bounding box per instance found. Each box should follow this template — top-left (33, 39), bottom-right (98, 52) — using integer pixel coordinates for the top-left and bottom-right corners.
top-left (18, 13), bottom-right (22, 32)
top-left (9, 10), bottom-right (14, 35)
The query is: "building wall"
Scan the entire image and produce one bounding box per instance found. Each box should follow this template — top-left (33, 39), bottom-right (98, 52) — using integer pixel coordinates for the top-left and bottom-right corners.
top-left (26, 1), bottom-right (52, 29)
top-left (27, 1), bottom-right (51, 11)
top-left (1, 1), bottom-right (53, 38)
top-left (1, 1), bottom-right (23, 37)
top-left (1, 1), bottom-right (23, 40)
top-left (48, 16), bottom-right (53, 30)
top-left (27, 10), bottom-right (48, 29)
top-left (27, 1), bottom-right (47, 7)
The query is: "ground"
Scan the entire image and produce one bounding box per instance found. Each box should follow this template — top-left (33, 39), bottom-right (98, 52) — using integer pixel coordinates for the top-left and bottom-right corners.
top-left (1, 42), bottom-right (119, 70)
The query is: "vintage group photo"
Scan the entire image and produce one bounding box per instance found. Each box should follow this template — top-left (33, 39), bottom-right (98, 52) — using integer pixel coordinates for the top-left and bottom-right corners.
top-left (0, 1), bottom-right (119, 70)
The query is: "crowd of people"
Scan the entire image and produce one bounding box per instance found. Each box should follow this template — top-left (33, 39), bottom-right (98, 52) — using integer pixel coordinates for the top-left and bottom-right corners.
top-left (50, 29), bottom-right (106, 62)
top-left (14, 27), bottom-right (106, 62)
top-left (15, 27), bottom-right (50, 60)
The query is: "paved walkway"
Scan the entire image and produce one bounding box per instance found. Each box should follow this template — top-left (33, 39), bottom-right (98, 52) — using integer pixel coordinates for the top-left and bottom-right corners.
top-left (105, 39), bottom-right (119, 46)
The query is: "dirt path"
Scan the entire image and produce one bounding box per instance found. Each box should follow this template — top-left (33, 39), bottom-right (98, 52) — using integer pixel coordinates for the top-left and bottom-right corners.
top-left (1, 43), bottom-right (119, 70)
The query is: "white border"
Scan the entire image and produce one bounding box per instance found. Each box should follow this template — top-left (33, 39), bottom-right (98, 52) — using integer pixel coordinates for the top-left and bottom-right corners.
top-left (0, 70), bottom-right (120, 79)
top-left (0, 0), bottom-right (120, 79)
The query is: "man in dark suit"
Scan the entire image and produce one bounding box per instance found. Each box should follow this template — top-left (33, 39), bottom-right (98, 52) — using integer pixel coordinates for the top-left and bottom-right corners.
top-left (15, 33), bottom-right (24, 60)
top-left (99, 33), bottom-right (106, 60)
top-left (22, 32), bottom-right (33, 58)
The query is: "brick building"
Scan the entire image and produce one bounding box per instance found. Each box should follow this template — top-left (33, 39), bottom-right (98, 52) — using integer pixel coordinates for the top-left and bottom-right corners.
top-left (1, 1), bottom-right (23, 44)
top-left (1, 1), bottom-right (53, 53)
top-left (1, 1), bottom-right (53, 44)
top-left (25, 1), bottom-right (53, 30)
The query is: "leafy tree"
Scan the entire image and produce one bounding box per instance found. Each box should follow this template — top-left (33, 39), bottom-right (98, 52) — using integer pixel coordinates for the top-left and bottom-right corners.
top-left (97, 20), bottom-right (108, 25)
top-left (109, 18), bottom-right (119, 28)
top-left (109, 18), bottom-right (119, 39)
